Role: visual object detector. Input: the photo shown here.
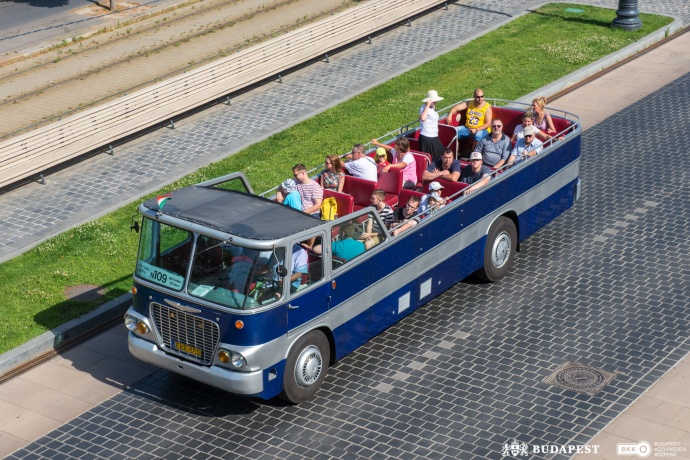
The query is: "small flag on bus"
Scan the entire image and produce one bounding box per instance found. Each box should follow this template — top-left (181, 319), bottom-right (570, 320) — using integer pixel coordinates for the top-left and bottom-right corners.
top-left (156, 193), bottom-right (172, 210)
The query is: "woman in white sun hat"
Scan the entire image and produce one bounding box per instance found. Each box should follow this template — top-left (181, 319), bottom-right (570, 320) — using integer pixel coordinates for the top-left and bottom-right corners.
top-left (419, 90), bottom-right (445, 161)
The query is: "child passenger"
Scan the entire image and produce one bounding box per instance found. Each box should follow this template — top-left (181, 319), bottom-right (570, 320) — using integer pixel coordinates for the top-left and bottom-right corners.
top-left (375, 147), bottom-right (389, 177)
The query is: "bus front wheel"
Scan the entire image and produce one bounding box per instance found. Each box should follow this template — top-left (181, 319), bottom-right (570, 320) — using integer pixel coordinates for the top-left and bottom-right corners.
top-left (280, 330), bottom-right (330, 404)
top-left (476, 216), bottom-right (517, 282)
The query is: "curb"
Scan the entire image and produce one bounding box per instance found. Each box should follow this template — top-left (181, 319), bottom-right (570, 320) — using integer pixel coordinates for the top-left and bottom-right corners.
top-left (0, 293), bottom-right (131, 377)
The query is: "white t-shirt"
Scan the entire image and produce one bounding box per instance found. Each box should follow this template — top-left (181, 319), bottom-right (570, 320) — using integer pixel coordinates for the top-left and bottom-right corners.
top-left (419, 104), bottom-right (439, 137)
top-left (513, 124), bottom-right (543, 140)
top-left (346, 156), bottom-right (377, 182)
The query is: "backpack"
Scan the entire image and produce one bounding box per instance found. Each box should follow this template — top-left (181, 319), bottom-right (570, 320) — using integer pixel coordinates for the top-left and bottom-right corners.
top-left (321, 197), bottom-right (337, 220)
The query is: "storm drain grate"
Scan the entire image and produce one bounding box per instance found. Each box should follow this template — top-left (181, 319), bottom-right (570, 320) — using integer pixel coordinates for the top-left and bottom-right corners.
top-left (543, 361), bottom-right (616, 396)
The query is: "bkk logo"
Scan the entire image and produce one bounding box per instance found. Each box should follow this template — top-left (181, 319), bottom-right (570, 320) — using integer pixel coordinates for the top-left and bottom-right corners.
top-left (617, 441), bottom-right (687, 458)
top-left (501, 439), bottom-right (599, 457)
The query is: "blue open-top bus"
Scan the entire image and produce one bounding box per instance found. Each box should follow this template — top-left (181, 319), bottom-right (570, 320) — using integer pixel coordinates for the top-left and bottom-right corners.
top-left (125, 99), bottom-right (581, 403)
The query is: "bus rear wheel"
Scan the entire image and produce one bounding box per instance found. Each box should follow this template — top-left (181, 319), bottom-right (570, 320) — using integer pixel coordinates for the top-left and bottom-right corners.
top-left (280, 330), bottom-right (330, 404)
top-left (476, 216), bottom-right (517, 282)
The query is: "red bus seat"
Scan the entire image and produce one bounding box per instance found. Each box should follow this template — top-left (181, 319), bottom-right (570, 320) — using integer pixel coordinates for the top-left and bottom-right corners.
top-left (323, 189), bottom-right (354, 218)
top-left (410, 152), bottom-right (430, 189)
top-left (342, 176), bottom-right (378, 212)
top-left (437, 123), bottom-right (458, 157)
top-left (492, 107), bottom-right (524, 139)
top-left (397, 189), bottom-right (424, 210)
top-left (422, 180), bottom-right (468, 200)
top-left (377, 169), bottom-right (402, 207)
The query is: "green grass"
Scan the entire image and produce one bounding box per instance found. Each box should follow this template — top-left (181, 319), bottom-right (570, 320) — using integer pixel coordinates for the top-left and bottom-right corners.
top-left (0, 4), bottom-right (672, 354)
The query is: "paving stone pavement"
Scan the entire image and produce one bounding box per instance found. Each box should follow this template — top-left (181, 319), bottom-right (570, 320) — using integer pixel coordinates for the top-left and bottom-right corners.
top-left (4, 69), bottom-right (690, 460)
top-left (0, 0), bottom-right (689, 263)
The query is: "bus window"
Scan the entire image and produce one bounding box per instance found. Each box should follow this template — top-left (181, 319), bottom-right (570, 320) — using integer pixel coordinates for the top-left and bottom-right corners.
top-left (328, 215), bottom-right (375, 270)
top-left (363, 211), bottom-right (388, 248)
top-left (290, 236), bottom-right (324, 295)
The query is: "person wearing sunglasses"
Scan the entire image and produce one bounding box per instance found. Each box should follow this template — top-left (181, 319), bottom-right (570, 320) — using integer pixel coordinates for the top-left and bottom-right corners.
top-left (508, 125), bottom-right (543, 166)
top-left (318, 154), bottom-right (345, 192)
top-left (473, 118), bottom-right (511, 169)
top-left (445, 88), bottom-right (493, 148)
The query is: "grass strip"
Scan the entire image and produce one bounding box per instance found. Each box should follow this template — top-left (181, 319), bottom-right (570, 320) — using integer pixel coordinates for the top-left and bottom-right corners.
top-left (0, 3), bottom-right (672, 354)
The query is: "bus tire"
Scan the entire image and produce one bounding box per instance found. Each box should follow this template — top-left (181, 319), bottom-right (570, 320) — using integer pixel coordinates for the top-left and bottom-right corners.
top-left (476, 216), bottom-right (516, 282)
top-left (280, 330), bottom-right (330, 404)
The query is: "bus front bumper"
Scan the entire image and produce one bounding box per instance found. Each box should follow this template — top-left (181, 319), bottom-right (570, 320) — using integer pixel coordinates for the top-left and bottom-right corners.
top-left (128, 333), bottom-right (264, 395)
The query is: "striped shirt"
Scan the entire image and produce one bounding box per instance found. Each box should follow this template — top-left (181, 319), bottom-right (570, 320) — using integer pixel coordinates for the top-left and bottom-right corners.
top-left (296, 180), bottom-right (323, 211)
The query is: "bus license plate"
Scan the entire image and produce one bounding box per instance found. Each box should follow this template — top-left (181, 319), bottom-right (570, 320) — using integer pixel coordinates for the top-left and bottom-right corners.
top-left (173, 341), bottom-right (202, 358)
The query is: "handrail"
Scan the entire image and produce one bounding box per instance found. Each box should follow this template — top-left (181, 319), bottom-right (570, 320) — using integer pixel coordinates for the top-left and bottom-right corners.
top-left (0, 0), bottom-right (449, 189)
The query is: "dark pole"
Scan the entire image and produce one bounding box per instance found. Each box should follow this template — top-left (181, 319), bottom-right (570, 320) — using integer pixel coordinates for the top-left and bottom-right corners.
top-left (612, 0), bottom-right (642, 31)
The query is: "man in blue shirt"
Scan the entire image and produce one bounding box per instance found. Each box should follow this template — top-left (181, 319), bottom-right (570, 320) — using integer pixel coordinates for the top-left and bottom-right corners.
top-left (422, 148), bottom-right (462, 182)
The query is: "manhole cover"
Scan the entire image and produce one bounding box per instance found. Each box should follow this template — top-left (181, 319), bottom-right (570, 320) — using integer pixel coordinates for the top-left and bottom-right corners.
top-left (64, 284), bottom-right (105, 302)
top-left (543, 361), bottom-right (616, 396)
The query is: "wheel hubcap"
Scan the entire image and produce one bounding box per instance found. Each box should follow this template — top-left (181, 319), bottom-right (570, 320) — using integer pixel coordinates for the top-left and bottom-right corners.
top-left (492, 231), bottom-right (511, 268)
top-left (294, 345), bottom-right (323, 387)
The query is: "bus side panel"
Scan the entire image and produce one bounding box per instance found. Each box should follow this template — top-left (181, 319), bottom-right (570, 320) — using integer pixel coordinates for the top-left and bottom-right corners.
top-left (256, 360), bottom-right (287, 400)
top-left (368, 282), bottom-right (420, 338)
top-left (415, 237), bottom-right (485, 310)
top-left (517, 178), bottom-right (578, 242)
top-left (333, 308), bottom-right (370, 360)
top-left (287, 283), bottom-right (330, 332)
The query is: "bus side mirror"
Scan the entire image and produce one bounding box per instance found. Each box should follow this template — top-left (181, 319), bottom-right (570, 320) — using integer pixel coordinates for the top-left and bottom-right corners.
top-left (130, 216), bottom-right (140, 233)
top-left (276, 265), bottom-right (288, 277)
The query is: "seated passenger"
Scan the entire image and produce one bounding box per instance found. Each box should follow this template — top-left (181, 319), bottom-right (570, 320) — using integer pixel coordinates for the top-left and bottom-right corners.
top-left (508, 126), bottom-right (543, 166)
top-left (343, 144), bottom-right (377, 182)
top-left (275, 178), bottom-right (302, 211)
top-left (532, 96), bottom-right (556, 134)
top-left (293, 163), bottom-right (324, 217)
top-left (474, 118), bottom-right (510, 169)
top-left (390, 196), bottom-right (421, 236)
top-left (512, 112), bottom-right (550, 143)
top-left (318, 154), bottom-right (345, 193)
top-left (290, 243), bottom-right (309, 291)
top-left (427, 193), bottom-right (445, 214)
top-left (372, 137), bottom-right (417, 189)
top-left (445, 88), bottom-right (493, 147)
top-left (361, 189), bottom-right (394, 244)
top-left (227, 249), bottom-right (254, 293)
top-left (374, 147), bottom-right (389, 177)
top-left (312, 223), bottom-right (366, 261)
top-left (419, 181), bottom-right (444, 213)
top-left (422, 148), bottom-right (462, 182)
top-left (460, 151), bottom-right (491, 195)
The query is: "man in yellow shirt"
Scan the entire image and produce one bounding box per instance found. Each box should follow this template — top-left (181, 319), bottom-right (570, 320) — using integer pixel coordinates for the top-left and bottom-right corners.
top-left (445, 88), bottom-right (493, 148)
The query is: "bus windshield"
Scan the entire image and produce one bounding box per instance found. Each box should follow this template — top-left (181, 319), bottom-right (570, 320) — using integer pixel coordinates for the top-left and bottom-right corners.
top-left (136, 218), bottom-right (287, 309)
top-left (188, 235), bottom-right (286, 310)
top-left (136, 218), bottom-right (193, 291)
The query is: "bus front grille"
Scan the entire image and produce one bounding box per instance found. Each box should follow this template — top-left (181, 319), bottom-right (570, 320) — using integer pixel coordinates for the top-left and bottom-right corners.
top-left (150, 302), bottom-right (219, 366)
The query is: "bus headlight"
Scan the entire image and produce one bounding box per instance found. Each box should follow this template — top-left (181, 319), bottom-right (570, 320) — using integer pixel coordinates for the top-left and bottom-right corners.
top-left (124, 315), bottom-right (149, 334)
top-left (218, 349), bottom-right (246, 369)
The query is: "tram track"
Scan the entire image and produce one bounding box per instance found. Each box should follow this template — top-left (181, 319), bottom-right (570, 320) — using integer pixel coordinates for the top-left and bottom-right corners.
top-left (0, 0), bottom-right (354, 136)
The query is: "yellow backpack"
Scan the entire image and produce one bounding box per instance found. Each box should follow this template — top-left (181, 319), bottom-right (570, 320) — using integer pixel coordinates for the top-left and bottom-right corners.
top-left (320, 197), bottom-right (338, 220)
